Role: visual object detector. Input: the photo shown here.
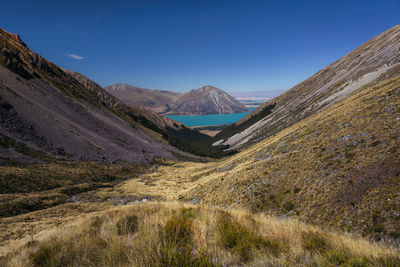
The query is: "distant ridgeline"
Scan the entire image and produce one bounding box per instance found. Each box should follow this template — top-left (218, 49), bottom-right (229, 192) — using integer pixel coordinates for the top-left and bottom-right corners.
top-left (105, 84), bottom-right (249, 115)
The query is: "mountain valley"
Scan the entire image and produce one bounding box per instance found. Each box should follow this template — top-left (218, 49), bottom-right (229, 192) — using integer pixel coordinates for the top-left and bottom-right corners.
top-left (0, 24), bottom-right (399, 266)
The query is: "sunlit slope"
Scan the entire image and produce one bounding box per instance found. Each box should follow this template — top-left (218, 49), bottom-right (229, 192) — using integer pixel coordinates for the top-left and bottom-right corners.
top-left (116, 74), bottom-right (400, 239)
top-left (212, 24), bottom-right (400, 150)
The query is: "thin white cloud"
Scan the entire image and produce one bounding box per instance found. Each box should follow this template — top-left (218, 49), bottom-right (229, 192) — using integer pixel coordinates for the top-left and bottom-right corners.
top-left (68, 54), bottom-right (85, 60)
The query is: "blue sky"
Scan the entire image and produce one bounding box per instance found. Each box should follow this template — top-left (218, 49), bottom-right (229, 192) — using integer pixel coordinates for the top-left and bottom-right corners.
top-left (1, 0), bottom-right (399, 92)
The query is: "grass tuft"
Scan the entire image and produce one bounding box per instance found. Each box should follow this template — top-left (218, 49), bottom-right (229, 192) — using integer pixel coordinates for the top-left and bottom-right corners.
top-left (29, 246), bottom-right (52, 267)
top-left (217, 210), bottom-right (282, 261)
top-left (116, 215), bottom-right (138, 235)
top-left (301, 230), bottom-right (330, 253)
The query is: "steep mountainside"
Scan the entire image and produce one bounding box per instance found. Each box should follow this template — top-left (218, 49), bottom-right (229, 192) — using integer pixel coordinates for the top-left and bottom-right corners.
top-left (65, 71), bottom-right (184, 132)
top-left (165, 85), bottom-right (248, 115)
top-left (107, 73), bottom-right (400, 240)
top-left (212, 24), bottom-right (400, 149)
top-left (105, 83), bottom-right (181, 113)
top-left (0, 27), bottom-right (198, 163)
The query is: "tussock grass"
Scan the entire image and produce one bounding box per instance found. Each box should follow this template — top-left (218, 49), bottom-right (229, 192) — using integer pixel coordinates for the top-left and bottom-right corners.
top-left (6, 202), bottom-right (399, 266)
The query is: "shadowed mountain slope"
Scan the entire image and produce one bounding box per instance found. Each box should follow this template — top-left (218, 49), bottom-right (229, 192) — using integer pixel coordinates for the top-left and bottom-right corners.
top-left (0, 27), bottom-right (202, 163)
top-left (212, 24), bottom-right (400, 150)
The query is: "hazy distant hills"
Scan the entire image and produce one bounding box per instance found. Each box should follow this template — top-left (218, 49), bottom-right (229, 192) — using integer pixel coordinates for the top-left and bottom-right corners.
top-left (213, 24), bottom-right (400, 150)
top-left (231, 89), bottom-right (287, 101)
top-left (104, 83), bottom-right (180, 113)
top-left (105, 84), bottom-right (248, 115)
top-left (0, 27), bottom-right (205, 163)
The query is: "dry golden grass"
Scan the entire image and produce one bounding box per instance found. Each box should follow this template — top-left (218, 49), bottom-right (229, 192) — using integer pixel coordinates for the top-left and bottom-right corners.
top-left (5, 202), bottom-right (400, 266)
top-left (0, 161), bottom-right (151, 257)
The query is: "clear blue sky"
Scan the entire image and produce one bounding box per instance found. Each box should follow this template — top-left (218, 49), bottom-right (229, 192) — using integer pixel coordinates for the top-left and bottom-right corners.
top-left (1, 0), bottom-right (399, 92)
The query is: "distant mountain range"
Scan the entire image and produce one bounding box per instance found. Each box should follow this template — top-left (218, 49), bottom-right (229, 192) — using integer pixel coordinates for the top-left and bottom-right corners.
top-left (105, 84), bottom-right (248, 115)
top-left (231, 89), bottom-right (287, 100)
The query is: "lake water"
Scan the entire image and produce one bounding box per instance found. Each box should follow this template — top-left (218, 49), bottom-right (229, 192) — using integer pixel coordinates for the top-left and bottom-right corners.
top-left (166, 108), bottom-right (256, 127)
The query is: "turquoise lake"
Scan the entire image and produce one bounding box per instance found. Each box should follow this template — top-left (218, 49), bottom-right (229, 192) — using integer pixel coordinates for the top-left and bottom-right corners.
top-left (166, 108), bottom-right (256, 127)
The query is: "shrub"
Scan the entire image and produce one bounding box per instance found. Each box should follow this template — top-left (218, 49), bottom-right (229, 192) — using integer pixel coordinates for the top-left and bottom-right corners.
top-left (373, 224), bottom-right (385, 233)
top-left (282, 201), bottom-right (294, 212)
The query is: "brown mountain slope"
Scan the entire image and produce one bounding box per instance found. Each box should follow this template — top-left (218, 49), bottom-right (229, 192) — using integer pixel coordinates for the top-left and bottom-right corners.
top-left (212, 24), bottom-right (400, 149)
top-left (105, 83), bottom-right (181, 113)
top-left (0, 27), bottom-right (197, 163)
top-left (165, 85), bottom-right (249, 115)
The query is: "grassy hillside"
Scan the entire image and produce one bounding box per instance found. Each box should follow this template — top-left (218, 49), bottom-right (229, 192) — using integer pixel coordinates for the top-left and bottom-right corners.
top-left (0, 161), bottom-right (149, 218)
top-left (103, 73), bottom-right (400, 241)
top-left (6, 202), bottom-right (399, 266)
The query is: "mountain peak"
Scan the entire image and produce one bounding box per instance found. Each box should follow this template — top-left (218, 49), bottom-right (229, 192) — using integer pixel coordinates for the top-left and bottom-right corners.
top-left (200, 85), bottom-right (218, 89)
top-left (166, 85), bottom-right (248, 115)
top-left (0, 27), bottom-right (27, 47)
top-left (197, 85), bottom-right (223, 93)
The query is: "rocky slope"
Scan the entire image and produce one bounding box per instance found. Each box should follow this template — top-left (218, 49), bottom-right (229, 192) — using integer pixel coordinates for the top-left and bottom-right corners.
top-left (106, 84), bottom-right (249, 115)
top-left (212, 24), bottom-right (400, 149)
top-left (105, 83), bottom-right (180, 113)
top-left (0, 27), bottom-right (199, 163)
